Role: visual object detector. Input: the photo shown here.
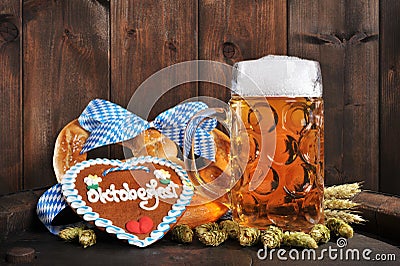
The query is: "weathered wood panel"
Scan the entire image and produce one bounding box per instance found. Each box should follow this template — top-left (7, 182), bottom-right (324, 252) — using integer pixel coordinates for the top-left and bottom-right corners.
top-left (23, 0), bottom-right (110, 189)
top-left (289, 0), bottom-right (379, 190)
top-left (380, 0), bottom-right (400, 195)
top-left (1, 230), bottom-right (400, 263)
top-left (354, 191), bottom-right (400, 242)
top-left (0, 1), bottom-right (22, 194)
top-left (111, 0), bottom-right (198, 114)
top-left (110, 0), bottom-right (198, 158)
top-left (198, 0), bottom-right (287, 101)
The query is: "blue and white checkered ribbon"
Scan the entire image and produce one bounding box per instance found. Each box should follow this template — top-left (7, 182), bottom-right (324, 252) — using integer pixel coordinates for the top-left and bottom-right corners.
top-left (36, 165), bottom-right (152, 235)
top-left (36, 184), bottom-right (71, 234)
top-left (102, 165), bottom-right (150, 176)
top-left (37, 100), bottom-right (216, 235)
top-left (78, 99), bottom-right (217, 161)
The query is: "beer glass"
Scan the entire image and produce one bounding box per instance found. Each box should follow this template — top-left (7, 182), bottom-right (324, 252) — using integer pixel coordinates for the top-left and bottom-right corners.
top-left (185, 55), bottom-right (324, 231)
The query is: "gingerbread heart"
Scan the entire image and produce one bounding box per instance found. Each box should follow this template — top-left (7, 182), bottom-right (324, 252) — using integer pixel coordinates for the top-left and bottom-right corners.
top-left (61, 156), bottom-right (194, 247)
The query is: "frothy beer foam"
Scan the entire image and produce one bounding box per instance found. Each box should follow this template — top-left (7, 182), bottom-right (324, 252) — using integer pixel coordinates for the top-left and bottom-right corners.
top-left (232, 55), bottom-right (322, 97)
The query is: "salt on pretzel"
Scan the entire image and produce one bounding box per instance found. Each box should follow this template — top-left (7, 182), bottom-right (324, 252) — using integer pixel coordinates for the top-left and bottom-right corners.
top-left (53, 119), bottom-right (231, 227)
top-left (53, 120), bottom-right (230, 185)
top-left (53, 119), bottom-right (89, 183)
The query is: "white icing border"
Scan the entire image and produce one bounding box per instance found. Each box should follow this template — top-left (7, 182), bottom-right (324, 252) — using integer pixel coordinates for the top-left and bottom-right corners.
top-left (60, 156), bottom-right (194, 248)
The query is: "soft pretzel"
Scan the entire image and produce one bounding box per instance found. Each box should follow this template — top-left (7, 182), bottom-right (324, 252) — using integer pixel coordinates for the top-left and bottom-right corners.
top-left (121, 129), bottom-right (182, 165)
top-left (53, 119), bottom-right (231, 227)
top-left (54, 121), bottom-right (231, 182)
top-left (53, 119), bottom-right (89, 183)
top-left (177, 194), bottom-right (229, 228)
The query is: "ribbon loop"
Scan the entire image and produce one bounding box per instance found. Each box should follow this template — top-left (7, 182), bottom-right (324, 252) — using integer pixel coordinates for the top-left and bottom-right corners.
top-left (183, 108), bottom-right (220, 162)
top-left (37, 184), bottom-right (72, 234)
top-left (78, 99), bottom-right (216, 161)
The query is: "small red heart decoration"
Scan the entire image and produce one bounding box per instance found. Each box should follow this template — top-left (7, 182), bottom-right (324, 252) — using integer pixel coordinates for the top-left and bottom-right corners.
top-left (126, 220), bottom-right (141, 234)
top-left (126, 216), bottom-right (154, 234)
top-left (138, 216), bottom-right (154, 234)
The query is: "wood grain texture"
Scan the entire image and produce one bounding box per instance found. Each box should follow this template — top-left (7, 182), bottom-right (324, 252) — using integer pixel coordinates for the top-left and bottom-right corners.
top-left (0, 1), bottom-right (22, 194)
top-left (111, 0), bottom-right (198, 115)
top-left (380, 0), bottom-right (400, 195)
top-left (198, 0), bottom-right (287, 101)
top-left (354, 191), bottom-right (400, 242)
top-left (1, 231), bottom-right (400, 264)
top-left (110, 0), bottom-right (198, 159)
top-left (23, 0), bottom-right (110, 189)
top-left (289, 0), bottom-right (379, 190)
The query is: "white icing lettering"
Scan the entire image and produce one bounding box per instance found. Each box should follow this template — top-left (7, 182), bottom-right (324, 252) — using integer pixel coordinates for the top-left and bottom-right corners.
top-left (98, 188), bottom-right (106, 203)
top-left (87, 189), bottom-right (99, 203)
top-left (146, 179), bottom-right (158, 198)
top-left (162, 182), bottom-right (179, 198)
top-left (109, 184), bottom-right (120, 202)
top-left (103, 189), bottom-right (113, 202)
top-left (139, 196), bottom-right (159, 211)
top-left (137, 187), bottom-right (148, 201)
top-left (129, 189), bottom-right (137, 200)
top-left (119, 184), bottom-right (129, 201)
top-left (84, 179), bottom-right (181, 211)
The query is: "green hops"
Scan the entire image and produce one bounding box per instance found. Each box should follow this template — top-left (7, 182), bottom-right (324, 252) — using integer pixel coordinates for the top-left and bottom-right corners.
top-left (238, 227), bottom-right (260, 247)
top-left (282, 231), bottom-right (318, 249)
top-left (310, 224), bottom-right (330, 244)
top-left (171, 224), bottom-right (194, 244)
top-left (195, 222), bottom-right (228, 246)
top-left (58, 226), bottom-right (96, 248)
top-left (260, 226), bottom-right (283, 249)
top-left (326, 218), bottom-right (354, 238)
top-left (219, 220), bottom-right (240, 239)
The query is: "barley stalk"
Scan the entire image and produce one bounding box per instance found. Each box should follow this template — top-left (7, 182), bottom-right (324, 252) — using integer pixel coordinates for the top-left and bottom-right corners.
top-left (323, 199), bottom-right (359, 210)
top-left (324, 182), bottom-right (362, 200)
top-left (324, 209), bottom-right (365, 224)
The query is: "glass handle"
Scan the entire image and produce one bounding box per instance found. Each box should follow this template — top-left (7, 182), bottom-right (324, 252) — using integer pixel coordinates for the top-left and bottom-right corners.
top-left (183, 106), bottom-right (249, 201)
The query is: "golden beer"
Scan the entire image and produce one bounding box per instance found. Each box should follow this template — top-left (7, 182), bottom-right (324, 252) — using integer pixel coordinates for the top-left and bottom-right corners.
top-left (184, 55), bottom-right (324, 231)
top-left (230, 95), bottom-right (324, 231)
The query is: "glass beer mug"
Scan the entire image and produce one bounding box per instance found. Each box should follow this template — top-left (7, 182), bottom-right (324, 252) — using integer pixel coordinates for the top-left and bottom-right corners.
top-left (185, 55), bottom-right (324, 231)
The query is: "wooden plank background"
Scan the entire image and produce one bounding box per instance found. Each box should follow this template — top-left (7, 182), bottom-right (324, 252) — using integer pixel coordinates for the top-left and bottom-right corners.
top-left (288, 0), bottom-right (379, 189)
top-left (198, 0), bottom-right (287, 101)
top-left (23, 0), bottom-right (110, 189)
top-left (380, 0), bottom-right (400, 197)
top-left (0, 1), bottom-right (21, 195)
top-left (0, 0), bottom-right (399, 196)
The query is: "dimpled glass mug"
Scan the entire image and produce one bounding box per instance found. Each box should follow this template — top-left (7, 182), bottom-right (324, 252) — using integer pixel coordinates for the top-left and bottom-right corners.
top-left (184, 55), bottom-right (324, 231)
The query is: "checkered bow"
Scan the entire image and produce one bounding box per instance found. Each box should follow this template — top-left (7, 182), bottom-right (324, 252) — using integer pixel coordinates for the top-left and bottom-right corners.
top-left (37, 100), bottom-right (216, 235)
top-left (36, 184), bottom-right (71, 234)
top-left (78, 99), bottom-right (217, 161)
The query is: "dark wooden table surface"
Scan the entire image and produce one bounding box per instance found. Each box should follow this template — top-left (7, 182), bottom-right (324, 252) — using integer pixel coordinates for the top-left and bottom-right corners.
top-left (1, 229), bottom-right (398, 265)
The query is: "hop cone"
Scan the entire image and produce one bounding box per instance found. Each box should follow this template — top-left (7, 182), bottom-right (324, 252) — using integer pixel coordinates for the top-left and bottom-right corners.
top-left (219, 220), bottom-right (239, 239)
top-left (260, 226), bottom-right (283, 249)
top-left (195, 223), bottom-right (228, 246)
top-left (195, 223), bottom-right (219, 237)
top-left (239, 227), bottom-right (260, 247)
top-left (171, 225), bottom-right (193, 244)
top-left (79, 229), bottom-right (96, 248)
top-left (326, 218), bottom-right (354, 239)
top-left (310, 224), bottom-right (330, 244)
top-left (197, 230), bottom-right (228, 246)
top-left (282, 231), bottom-right (318, 249)
top-left (59, 227), bottom-right (83, 241)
